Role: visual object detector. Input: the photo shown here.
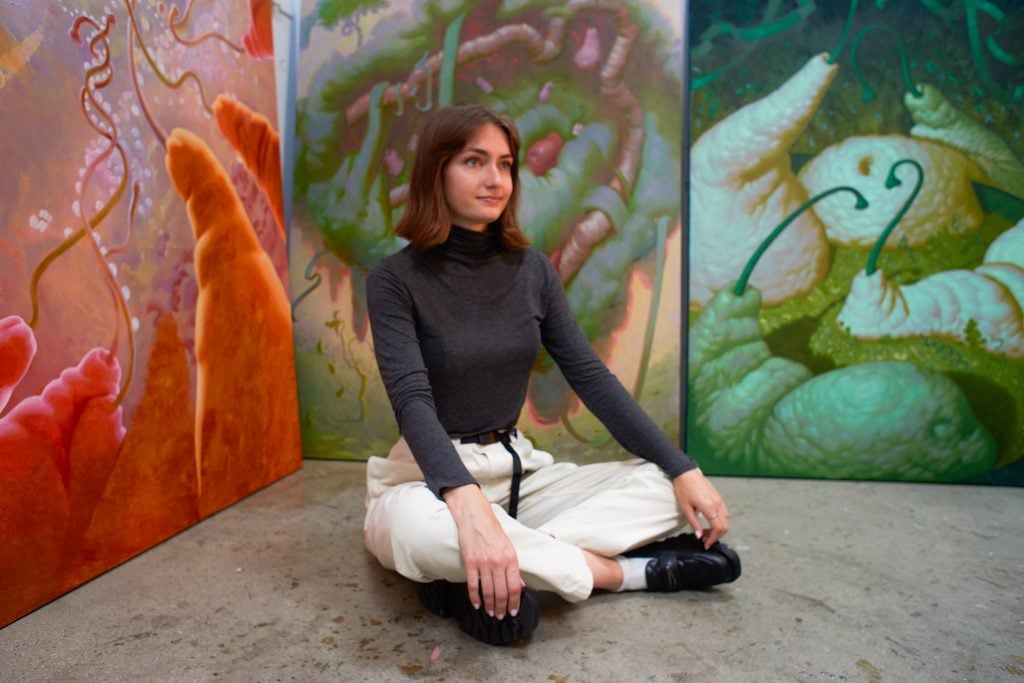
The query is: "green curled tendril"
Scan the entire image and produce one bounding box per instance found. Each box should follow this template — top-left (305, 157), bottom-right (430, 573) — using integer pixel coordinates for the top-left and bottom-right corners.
top-left (965, 0), bottom-right (1023, 102)
top-left (865, 159), bottom-right (924, 276)
top-left (291, 248), bottom-right (328, 320)
top-left (733, 186), bottom-right (869, 296)
top-left (850, 24), bottom-right (923, 101)
top-left (827, 0), bottom-right (861, 65)
top-left (689, 0), bottom-right (815, 91)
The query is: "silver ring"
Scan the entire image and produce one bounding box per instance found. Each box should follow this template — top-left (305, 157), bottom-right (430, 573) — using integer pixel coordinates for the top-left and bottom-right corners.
top-left (706, 512), bottom-right (719, 520)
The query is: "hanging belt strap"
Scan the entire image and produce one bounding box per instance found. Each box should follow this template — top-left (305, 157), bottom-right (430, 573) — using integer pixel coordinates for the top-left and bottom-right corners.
top-left (459, 426), bottom-right (522, 518)
top-left (497, 431), bottom-right (523, 519)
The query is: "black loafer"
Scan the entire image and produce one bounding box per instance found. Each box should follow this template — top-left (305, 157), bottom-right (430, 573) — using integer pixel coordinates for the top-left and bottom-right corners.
top-left (625, 533), bottom-right (741, 591)
top-left (415, 580), bottom-right (540, 645)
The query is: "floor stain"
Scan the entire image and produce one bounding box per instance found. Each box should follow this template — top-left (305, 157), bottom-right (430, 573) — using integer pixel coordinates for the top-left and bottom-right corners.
top-left (856, 659), bottom-right (881, 683)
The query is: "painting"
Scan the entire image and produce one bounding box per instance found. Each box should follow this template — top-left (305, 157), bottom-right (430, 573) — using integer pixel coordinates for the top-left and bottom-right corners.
top-left (0, 0), bottom-right (301, 626)
top-left (291, 0), bottom-right (687, 464)
top-left (685, 0), bottom-right (1024, 485)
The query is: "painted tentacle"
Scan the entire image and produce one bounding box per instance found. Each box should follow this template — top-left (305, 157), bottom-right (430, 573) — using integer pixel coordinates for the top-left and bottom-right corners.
top-left (554, 0), bottom-right (645, 282)
top-left (345, 18), bottom-right (567, 124)
top-left (839, 163), bottom-right (1024, 357)
top-left (759, 361), bottom-right (995, 481)
top-left (690, 286), bottom-right (996, 480)
top-left (0, 316), bottom-right (37, 414)
top-left (690, 54), bottom-right (837, 307)
top-left (689, 287), bottom-right (812, 472)
top-left (213, 95), bottom-right (285, 239)
top-left (906, 83), bottom-right (1024, 198)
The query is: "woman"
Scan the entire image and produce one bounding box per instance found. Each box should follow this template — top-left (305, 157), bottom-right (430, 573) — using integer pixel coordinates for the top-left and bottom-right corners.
top-left (364, 103), bottom-right (740, 645)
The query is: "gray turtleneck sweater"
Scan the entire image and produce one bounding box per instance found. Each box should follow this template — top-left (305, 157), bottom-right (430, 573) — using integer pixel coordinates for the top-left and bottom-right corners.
top-left (366, 226), bottom-right (696, 498)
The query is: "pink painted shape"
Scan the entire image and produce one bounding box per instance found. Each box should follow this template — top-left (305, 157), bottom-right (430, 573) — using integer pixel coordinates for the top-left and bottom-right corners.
top-left (0, 316), bottom-right (37, 414)
top-left (526, 132), bottom-right (564, 176)
top-left (574, 27), bottom-right (601, 72)
top-left (0, 347), bottom-right (125, 487)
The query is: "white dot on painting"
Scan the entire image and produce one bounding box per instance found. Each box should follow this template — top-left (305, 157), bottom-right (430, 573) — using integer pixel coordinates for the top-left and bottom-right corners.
top-left (94, 200), bottom-right (104, 211)
top-left (108, 262), bottom-right (117, 276)
top-left (64, 227), bottom-right (74, 237)
top-left (72, 201), bottom-right (81, 217)
top-left (131, 317), bottom-right (140, 332)
top-left (121, 286), bottom-right (131, 301)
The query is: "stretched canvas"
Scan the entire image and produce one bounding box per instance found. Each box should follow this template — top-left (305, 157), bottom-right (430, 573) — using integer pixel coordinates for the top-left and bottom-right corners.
top-left (685, 0), bottom-right (1024, 485)
top-left (292, 0), bottom-right (686, 464)
top-left (0, 0), bottom-right (301, 626)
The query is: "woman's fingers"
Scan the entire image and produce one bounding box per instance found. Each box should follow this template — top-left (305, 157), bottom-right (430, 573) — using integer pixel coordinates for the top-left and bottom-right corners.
top-left (507, 568), bottom-right (523, 617)
top-left (673, 468), bottom-right (731, 548)
top-left (702, 505), bottom-right (730, 547)
top-left (479, 567), bottom-right (496, 617)
top-left (465, 566), bottom-right (482, 610)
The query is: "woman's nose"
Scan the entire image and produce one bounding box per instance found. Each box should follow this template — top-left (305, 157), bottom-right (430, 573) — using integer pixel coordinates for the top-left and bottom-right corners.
top-left (482, 163), bottom-right (502, 185)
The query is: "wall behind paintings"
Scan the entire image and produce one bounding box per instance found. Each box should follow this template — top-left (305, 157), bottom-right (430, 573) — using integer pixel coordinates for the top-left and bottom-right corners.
top-left (0, 0), bottom-right (301, 627)
top-left (291, 0), bottom-right (687, 464)
top-left (684, 0), bottom-right (1024, 485)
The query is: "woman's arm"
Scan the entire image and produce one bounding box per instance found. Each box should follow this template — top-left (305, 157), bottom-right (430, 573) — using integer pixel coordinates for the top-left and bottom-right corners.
top-left (367, 260), bottom-right (475, 496)
top-left (443, 484), bottom-right (523, 620)
top-left (537, 255), bottom-right (729, 545)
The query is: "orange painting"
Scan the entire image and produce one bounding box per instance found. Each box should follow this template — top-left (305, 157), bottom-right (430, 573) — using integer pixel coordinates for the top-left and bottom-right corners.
top-left (0, 0), bottom-right (300, 626)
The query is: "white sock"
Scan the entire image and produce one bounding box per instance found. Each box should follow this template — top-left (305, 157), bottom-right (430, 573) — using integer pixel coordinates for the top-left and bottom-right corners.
top-left (614, 556), bottom-right (650, 592)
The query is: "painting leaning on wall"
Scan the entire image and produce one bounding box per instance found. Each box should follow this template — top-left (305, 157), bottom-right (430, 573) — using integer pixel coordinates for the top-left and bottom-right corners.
top-left (0, 0), bottom-right (301, 627)
top-left (685, 0), bottom-right (1024, 485)
top-left (291, 0), bottom-right (687, 467)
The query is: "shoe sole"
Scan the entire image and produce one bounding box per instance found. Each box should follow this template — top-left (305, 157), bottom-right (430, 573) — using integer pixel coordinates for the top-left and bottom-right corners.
top-left (414, 580), bottom-right (540, 645)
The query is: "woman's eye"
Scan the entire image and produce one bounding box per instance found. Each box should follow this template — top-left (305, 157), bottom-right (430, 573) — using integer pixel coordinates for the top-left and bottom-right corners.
top-left (465, 157), bottom-right (480, 167)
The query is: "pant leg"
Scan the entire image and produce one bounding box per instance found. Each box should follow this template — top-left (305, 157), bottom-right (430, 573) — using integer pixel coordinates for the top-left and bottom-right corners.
top-left (514, 457), bottom-right (690, 558)
top-left (364, 436), bottom-right (594, 602)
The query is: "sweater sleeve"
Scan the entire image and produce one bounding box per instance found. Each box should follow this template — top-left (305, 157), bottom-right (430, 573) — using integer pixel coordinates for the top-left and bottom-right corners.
top-left (366, 260), bottom-right (477, 498)
top-left (537, 255), bottom-right (697, 479)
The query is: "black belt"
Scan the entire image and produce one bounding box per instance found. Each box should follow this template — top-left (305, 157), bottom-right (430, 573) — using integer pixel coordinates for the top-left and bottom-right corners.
top-left (460, 427), bottom-right (522, 518)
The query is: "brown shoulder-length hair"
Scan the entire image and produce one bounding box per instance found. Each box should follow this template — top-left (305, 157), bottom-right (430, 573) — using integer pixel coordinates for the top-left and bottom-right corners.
top-left (394, 103), bottom-right (530, 251)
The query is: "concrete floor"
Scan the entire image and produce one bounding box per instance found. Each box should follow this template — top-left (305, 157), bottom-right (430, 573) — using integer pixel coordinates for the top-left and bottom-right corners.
top-left (2, 460), bottom-right (1022, 682)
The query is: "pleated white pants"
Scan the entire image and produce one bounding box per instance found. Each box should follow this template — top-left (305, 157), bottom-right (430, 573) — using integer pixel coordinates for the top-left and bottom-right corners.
top-left (363, 431), bottom-right (688, 602)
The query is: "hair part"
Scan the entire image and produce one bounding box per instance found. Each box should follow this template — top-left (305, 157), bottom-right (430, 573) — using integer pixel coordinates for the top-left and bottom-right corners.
top-left (394, 103), bottom-right (530, 251)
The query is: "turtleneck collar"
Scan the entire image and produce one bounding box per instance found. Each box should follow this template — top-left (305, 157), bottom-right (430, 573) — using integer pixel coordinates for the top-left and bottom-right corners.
top-left (439, 224), bottom-right (505, 263)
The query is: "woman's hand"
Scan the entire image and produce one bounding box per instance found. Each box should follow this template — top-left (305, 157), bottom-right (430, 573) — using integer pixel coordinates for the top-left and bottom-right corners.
top-left (442, 484), bottom-right (523, 620)
top-left (672, 468), bottom-right (730, 549)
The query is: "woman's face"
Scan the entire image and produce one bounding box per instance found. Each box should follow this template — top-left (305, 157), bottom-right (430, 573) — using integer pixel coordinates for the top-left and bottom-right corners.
top-left (443, 122), bottom-right (514, 232)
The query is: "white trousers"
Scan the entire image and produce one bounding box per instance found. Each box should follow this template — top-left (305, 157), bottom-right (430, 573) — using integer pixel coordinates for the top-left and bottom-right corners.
top-left (363, 431), bottom-right (689, 602)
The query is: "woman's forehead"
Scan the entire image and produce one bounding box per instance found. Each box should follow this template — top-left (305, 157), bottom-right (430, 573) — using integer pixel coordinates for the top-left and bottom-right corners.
top-left (459, 123), bottom-right (512, 156)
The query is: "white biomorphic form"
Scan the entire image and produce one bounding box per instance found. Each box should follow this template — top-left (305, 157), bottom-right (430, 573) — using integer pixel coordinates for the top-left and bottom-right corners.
top-left (839, 218), bottom-right (1024, 357)
top-left (906, 84), bottom-right (1024, 199)
top-left (690, 54), bottom-right (837, 308)
top-left (799, 134), bottom-right (984, 249)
